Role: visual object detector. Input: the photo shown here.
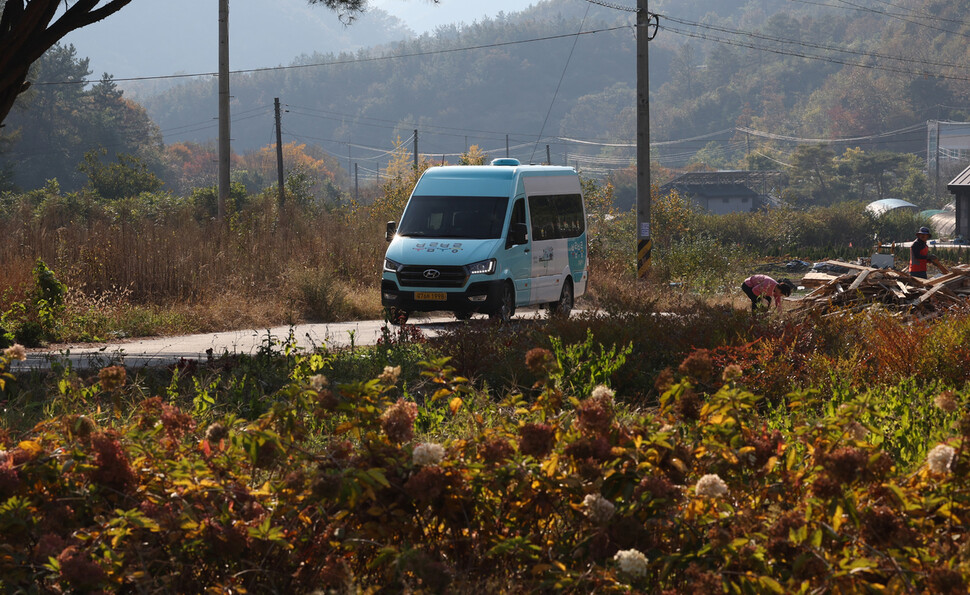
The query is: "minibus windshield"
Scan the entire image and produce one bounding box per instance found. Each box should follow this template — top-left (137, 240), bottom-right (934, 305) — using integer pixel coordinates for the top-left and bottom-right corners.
top-left (398, 196), bottom-right (509, 239)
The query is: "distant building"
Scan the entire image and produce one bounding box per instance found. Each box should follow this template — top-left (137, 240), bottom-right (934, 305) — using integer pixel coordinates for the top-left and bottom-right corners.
top-left (659, 170), bottom-right (783, 215)
top-left (947, 164), bottom-right (970, 239)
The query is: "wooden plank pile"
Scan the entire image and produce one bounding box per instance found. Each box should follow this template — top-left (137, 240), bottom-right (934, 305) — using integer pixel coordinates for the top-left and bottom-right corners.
top-left (789, 260), bottom-right (970, 321)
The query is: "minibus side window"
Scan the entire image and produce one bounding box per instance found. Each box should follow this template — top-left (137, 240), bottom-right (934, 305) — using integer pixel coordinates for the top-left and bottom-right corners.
top-left (529, 193), bottom-right (584, 240)
top-left (506, 198), bottom-right (527, 248)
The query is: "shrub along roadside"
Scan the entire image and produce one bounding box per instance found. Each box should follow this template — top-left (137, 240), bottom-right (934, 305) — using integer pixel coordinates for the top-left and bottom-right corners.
top-left (3, 308), bottom-right (970, 592)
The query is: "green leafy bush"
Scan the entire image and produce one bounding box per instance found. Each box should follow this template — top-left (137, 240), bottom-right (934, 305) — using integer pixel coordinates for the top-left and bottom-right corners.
top-left (0, 259), bottom-right (67, 346)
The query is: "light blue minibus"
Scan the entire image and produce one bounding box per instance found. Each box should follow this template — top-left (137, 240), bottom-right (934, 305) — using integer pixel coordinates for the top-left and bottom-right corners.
top-left (381, 158), bottom-right (588, 323)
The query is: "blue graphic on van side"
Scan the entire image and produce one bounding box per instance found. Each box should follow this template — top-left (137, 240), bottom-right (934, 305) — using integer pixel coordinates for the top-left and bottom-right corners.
top-left (414, 242), bottom-right (465, 253)
top-left (568, 237), bottom-right (586, 271)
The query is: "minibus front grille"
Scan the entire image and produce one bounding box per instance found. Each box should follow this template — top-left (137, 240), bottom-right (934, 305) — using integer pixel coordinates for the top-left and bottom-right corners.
top-left (398, 265), bottom-right (468, 288)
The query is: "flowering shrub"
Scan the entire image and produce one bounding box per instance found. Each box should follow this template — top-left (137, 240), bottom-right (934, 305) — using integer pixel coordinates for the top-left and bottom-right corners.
top-left (5, 325), bottom-right (970, 591)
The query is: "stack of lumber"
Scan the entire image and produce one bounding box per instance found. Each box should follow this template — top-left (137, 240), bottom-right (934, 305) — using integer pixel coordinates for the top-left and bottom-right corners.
top-left (790, 260), bottom-right (970, 321)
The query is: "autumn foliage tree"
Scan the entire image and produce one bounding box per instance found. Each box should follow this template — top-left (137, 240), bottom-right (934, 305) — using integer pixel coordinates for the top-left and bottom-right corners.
top-left (368, 139), bottom-right (434, 224)
top-left (161, 142), bottom-right (223, 195)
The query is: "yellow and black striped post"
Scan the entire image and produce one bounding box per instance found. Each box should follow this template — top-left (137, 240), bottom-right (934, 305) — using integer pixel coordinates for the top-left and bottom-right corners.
top-left (635, 0), bottom-right (652, 280)
top-left (637, 237), bottom-right (652, 279)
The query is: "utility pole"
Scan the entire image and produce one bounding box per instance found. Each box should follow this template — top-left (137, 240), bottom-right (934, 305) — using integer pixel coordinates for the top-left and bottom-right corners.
top-left (274, 98), bottom-right (285, 209)
top-left (636, 1), bottom-right (657, 280)
top-left (546, 145), bottom-right (551, 165)
top-left (413, 129), bottom-right (418, 169)
top-left (506, 134), bottom-right (510, 158)
top-left (933, 120), bottom-right (940, 196)
top-left (218, 0), bottom-right (230, 221)
top-left (354, 163), bottom-right (359, 201)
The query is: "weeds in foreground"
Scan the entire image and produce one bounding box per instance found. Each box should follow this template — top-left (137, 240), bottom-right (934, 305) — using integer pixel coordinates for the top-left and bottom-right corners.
top-left (3, 336), bottom-right (970, 592)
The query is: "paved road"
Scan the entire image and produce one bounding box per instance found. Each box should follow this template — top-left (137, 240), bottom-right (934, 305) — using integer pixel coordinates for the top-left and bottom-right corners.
top-left (9, 309), bottom-right (549, 372)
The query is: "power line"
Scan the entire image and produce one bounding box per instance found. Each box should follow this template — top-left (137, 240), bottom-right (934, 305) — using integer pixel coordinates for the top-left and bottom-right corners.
top-left (285, 104), bottom-right (521, 139)
top-left (583, 0), bottom-right (638, 13)
top-left (531, 4), bottom-right (591, 163)
top-left (661, 13), bottom-right (970, 72)
top-left (833, 0), bottom-right (970, 38)
top-left (736, 123), bottom-right (926, 144)
top-left (34, 25), bottom-right (631, 87)
top-left (790, 0), bottom-right (970, 33)
top-left (658, 21), bottom-right (970, 83)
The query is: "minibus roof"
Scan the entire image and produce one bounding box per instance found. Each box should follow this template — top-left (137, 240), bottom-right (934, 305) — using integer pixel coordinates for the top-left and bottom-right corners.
top-left (415, 163), bottom-right (578, 197)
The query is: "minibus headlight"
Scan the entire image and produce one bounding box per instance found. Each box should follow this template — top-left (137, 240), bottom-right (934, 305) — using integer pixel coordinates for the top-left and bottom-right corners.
top-left (383, 258), bottom-right (402, 273)
top-left (466, 259), bottom-right (496, 275)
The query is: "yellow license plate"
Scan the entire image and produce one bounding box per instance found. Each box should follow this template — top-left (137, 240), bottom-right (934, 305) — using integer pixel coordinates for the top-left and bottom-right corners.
top-left (415, 292), bottom-right (447, 301)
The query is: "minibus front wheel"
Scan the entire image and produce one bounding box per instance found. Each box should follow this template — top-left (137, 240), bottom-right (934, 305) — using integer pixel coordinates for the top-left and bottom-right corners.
top-left (489, 282), bottom-right (515, 322)
top-left (548, 278), bottom-right (574, 318)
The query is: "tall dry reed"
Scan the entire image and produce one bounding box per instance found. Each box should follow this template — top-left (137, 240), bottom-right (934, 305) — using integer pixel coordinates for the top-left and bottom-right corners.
top-left (0, 193), bottom-right (387, 327)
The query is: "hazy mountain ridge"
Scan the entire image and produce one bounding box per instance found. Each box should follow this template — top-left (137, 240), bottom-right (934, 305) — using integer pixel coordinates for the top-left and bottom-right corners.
top-left (9, 0), bottom-right (970, 193)
top-left (137, 1), bottom-right (640, 164)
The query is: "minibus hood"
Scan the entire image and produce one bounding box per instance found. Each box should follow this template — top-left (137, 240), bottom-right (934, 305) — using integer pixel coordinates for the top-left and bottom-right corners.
top-left (386, 237), bottom-right (502, 265)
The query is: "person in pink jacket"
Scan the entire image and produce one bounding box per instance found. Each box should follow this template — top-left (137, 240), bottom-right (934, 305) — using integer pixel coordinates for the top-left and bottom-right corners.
top-left (741, 274), bottom-right (793, 313)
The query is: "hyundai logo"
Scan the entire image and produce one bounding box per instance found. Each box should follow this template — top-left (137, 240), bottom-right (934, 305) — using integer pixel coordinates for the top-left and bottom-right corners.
top-left (423, 269), bottom-right (441, 279)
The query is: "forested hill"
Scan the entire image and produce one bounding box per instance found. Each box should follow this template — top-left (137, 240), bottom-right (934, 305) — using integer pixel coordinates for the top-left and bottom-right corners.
top-left (136, 0), bottom-right (970, 171)
top-left (138, 1), bottom-right (639, 168)
top-left (6, 0), bottom-right (970, 193)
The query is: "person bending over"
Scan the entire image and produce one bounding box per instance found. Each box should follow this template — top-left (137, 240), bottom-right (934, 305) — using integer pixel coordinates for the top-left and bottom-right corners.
top-left (741, 275), bottom-right (793, 313)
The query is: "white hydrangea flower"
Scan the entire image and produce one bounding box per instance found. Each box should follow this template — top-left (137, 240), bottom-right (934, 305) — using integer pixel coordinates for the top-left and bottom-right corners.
top-left (591, 384), bottom-right (614, 400)
top-left (614, 548), bottom-right (648, 577)
top-left (583, 493), bottom-right (615, 524)
top-left (379, 365), bottom-right (402, 384)
top-left (3, 344), bottom-right (26, 361)
top-left (695, 473), bottom-right (729, 498)
top-left (412, 442), bottom-right (445, 466)
top-left (935, 392), bottom-right (959, 413)
top-left (927, 444), bottom-right (956, 474)
top-left (310, 374), bottom-right (328, 391)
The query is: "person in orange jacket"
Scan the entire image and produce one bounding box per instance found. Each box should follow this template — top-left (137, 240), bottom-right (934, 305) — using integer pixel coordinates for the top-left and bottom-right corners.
top-left (909, 226), bottom-right (946, 279)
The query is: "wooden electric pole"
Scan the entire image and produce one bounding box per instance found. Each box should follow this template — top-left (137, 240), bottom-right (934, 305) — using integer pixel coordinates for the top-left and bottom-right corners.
top-left (636, 0), bottom-right (654, 280)
top-left (275, 98), bottom-right (285, 209)
top-left (218, 0), bottom-right (230, 221)
top-left (413, 130), bottom-right (418, 169)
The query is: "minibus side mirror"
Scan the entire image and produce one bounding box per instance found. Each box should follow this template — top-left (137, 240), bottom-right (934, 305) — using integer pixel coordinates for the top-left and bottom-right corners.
top-left (507, 222), bottom-right (528, 247)
top-left (385, 221), bottom-right (397, 242)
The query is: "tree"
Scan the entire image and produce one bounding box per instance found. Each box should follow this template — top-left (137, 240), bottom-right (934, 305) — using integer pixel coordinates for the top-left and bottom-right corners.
top-left (0, 0), bottom-right (135, 127)
top-left (784, 145), bottom-right (840, 206)
top-left (4, 43), bottom-right (91, 189)
top-left (1, 43), bottom-right (164, 191)
top-left (458, 145), bottom-right (489, 165)
top-left (237, 141), bottom-right (339, 205)
top-left (78, 147), bottom-right (162, 200)
top-left (0, 0), bottom-right (406, 128)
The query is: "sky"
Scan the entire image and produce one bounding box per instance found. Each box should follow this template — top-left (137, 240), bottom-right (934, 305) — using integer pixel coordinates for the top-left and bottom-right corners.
top-left (60, 0), bottom-right (540, 82)
top-left (369, 0), bottom-right (538, 32)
